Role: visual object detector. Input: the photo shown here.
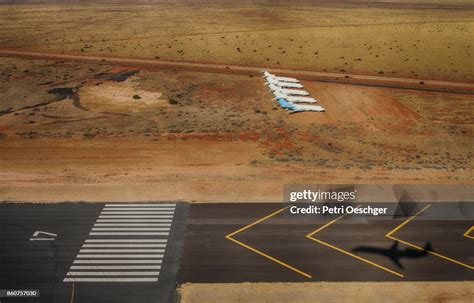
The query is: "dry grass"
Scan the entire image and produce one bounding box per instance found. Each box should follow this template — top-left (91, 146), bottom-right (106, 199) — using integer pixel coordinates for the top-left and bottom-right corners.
top-left (0, 3), bottom-right (473, 81)
top-left (1, 57), bottom-right (473, 176)
top-left (1, 13), bottom-right (473, 200)
top-left (0, 57), bottom-right (472, 202)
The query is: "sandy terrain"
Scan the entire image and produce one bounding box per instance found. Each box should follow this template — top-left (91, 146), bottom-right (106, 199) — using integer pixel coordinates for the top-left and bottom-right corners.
top-left (0, 3), bottom-right (472, 302)
top-left (0, 2), bottom-right (472, 81)
top-left (0, 1), bottom-right (472, 202)
top-left (0, 57), bottom-right (472, 202)
top-left (177, 282), bottom-right (474, 303)
top-left (2, 138), bottom-right (471, 203)
top-left (2, 49), bottom-right (473, 94)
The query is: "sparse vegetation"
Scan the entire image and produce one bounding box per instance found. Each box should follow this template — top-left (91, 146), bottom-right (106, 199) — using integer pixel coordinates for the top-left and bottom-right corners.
top-left (0, 3), bottom-right (472, 81)
top-left (0, 1), bottom-right (472, 203)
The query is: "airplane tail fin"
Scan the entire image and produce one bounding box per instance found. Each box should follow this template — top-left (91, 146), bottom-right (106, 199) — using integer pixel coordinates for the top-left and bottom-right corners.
top-left (424, 242), bottom-right (433, 252)
top-left (390, 241), bottom-right (399, 251)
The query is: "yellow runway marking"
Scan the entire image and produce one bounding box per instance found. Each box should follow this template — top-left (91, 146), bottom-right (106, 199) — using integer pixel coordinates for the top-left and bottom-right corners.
top-left (463, 226), bottom-right (474, 240)
top-left (225, 206), bottom-right (312, 279)
top-left (306, 206), bottom-right (404, 278)
top-left (386, 204), bottom-right (473, 270)
top-left (385, 205), bottom-right (432, 238)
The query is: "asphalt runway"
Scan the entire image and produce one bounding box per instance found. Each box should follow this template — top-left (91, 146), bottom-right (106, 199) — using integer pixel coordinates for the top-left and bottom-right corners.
top-left (0, 202), bottom-right (187, 303)
top-left (1, 201), bottom-right (472, 302)
top-left (178, 202), bottom-right (473, 282)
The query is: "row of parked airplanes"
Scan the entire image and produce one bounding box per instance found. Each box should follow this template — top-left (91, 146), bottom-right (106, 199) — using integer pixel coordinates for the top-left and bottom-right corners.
top-left (261, 70), bottom-right (325, 113)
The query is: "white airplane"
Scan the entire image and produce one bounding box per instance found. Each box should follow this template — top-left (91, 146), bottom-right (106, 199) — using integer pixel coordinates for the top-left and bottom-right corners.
top-left (272, 92), bottom-right (317, 103)
top-left (292, 103), bottom-right (325, 112)
top-left (267, 84), bottom-right (310, 96)
top-left (265, 77), bottom-right (304, 89)
top-left (261, 71), bottom-right (300, 83)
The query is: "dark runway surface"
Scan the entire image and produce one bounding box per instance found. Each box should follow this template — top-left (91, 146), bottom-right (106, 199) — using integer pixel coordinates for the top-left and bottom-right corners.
top-left (1, 201), bottom-right (472, 302)
top-left (0, 202), bottom-right (187, 303)
top-left (178, 202), bottom-right (473, 282)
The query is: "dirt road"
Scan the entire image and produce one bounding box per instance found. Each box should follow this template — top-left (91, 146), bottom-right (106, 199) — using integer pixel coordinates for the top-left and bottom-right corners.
top-left (1, 49), bottom-right (473, 94)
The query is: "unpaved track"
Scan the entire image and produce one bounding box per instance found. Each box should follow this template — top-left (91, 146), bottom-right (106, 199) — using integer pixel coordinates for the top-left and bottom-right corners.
top-left (1, 49), bottom-right (473, 94)
top-left (178, 282), bottom-right (474, 303)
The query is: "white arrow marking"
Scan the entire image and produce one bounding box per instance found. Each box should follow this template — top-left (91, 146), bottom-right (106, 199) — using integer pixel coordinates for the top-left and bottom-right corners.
top-left (30, 230), bottom-right (58, 241)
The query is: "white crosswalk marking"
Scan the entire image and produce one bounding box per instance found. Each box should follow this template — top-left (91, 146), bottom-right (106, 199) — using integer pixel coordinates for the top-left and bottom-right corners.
top-left (64, 278), bottom-right (158, 282)
top-left (98, 215), bottom-right (173, 218)
top-left (67, 271), bottom-right (161, 276)
top-left (94, 224), bottom-right (171, 226)
top-left (101, 212), bottom-right (175, 215)
top-left (83, 244), bottom-right (166, 248)
top-left (70, 265), bottom-right (161, 270)
top-left (85, 239), bottom-right (167, 243)
top-left (74, 260), bottom-right (162, 264)
top-left (91, 228), bottom-right (170, 231)
top-left (64, 203), bottom-right (176, 283)
top-left (103, 208), bottom-right (176, 211)
top-left (89, 232), bottom-right (169, 236)
top-left (96, 219), bottom-right (171, 223)
top-left (77, 254), bottom-right (164, 258)
top-left (105, 205), bottom-right (175, 208)
top-left (79, 249), bottom-right (165, 253)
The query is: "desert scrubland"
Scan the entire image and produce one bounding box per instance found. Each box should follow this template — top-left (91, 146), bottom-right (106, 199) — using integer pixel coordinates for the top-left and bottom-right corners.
top-left (0, 1), bottom-right (472, 202)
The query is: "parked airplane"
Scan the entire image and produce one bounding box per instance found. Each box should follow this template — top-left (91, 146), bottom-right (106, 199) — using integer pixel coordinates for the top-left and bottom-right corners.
top-left (272, 92), bottom-right (317, 103)
top-left (265, 77), bottom-right (304, 89)
top-left (276, 98), bottom-right (295, 110)
top-left (352, 241), bottom-right (431, 270)
top-left (292, 103), bottom-right (325, 112)
top-left (268, 83), bottom-right (310, 96)
top-left (275, 98), bottom-right (325, 113)
top-left (261, 71), bottom-right (299, 83)
top-left (263, 70), bottom-right (326, 113)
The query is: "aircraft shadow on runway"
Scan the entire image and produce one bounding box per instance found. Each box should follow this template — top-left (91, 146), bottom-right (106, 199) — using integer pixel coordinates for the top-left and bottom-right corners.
top-left (352, 241), bottom-right (432, 270)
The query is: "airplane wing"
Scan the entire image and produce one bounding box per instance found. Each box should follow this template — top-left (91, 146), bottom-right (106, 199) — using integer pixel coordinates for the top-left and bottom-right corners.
top-left (280, 88), bottom-right (310, 96)
top-left (292, 104), bottom-right (325, 112)
top-left (268, 84), bottom-right (281, 91)
top-left (272, 92), bottom-right (286, 99)
top-left (287, 96), bottom-right (317, 103)
top-left (276, 82), bottom-right (304, 89)
top-left (388, 255), bottom-right (404, 270)
top-left (424, 242), bottom-right (433, 252)
top-left (265, 77), bottom-right (278, 85)
top-left (264, 74), bottom-right (296, 81)
top-left (274, 76), bottom-right (300, 83)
